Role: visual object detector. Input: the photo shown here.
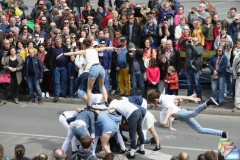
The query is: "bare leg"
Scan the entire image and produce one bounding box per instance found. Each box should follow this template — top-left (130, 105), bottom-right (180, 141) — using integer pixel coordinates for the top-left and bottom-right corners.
top-left (99, 77), bottom-right (108, 103)
top-left (149, 126), bottom-right (160, 147)
top-left (81, 95), bottom-right (88, 103)
top-left (101, 133), bottom-right (112, 153)
top-left (87, 79), bottom-right (95, 106)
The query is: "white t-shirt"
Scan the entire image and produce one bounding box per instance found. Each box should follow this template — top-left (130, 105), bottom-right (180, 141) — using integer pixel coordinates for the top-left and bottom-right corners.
top-left (109, 99), bottom-right (138, 119)
top-left (92, 94), bottom-right (103, 104)
top-left (62, 111), bottom-right (77, 119)
top-left (159, 95), bottom-right (180, 115)
top-left (85, 49), bottom-right (100, 70)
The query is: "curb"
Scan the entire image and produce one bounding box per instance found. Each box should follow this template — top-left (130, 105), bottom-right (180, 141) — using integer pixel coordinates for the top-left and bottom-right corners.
top-left (2, 93), bottom-right (240, 117)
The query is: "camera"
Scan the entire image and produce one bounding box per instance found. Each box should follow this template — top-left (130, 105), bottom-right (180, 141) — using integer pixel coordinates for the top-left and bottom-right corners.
top-left (188, 40), bottom-right (192, 43)
top-left (191, 10), bottom-right (195, 14)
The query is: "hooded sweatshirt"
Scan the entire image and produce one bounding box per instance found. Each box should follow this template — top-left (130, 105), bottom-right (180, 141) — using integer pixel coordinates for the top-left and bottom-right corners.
top-left (70, 148), bottom-right (97, 160)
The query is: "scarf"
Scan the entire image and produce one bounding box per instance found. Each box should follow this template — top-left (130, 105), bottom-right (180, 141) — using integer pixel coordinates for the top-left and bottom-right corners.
top-left (38, 51), bottom-right (45, 64)
top-left (180, 24), bottom-right (185, 30)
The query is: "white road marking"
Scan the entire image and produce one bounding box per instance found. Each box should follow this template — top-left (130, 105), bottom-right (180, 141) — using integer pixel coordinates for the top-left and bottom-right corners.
top-left (0, 131), bottom-right (217, 152)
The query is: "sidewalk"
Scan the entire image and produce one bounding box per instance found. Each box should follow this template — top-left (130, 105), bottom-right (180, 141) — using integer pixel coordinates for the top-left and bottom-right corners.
top-left (2, 89), bottom-right (239, 117)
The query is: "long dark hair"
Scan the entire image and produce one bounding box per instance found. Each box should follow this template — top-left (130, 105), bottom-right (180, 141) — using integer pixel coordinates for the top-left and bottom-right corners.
top-left (14, 144), bottom-right (26, 160)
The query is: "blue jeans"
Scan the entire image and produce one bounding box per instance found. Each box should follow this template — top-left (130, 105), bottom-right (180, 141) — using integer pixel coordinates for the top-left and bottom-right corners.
top-left (72, 125), bottom-right (94, 152)
top-left (127, 109), bottom-right (144, 149)
top-left (99, 69), bottom-right (110, 93)
top-left (166, 88), bottom-right (177, 95)
top-left (54, 67), bottom-right (68, 96)
top-left (178, 104), bottom-right (223, 136)
top-left (137, 139), bottom-right (150, 146)
top-left (185, 68), bottom-right (202, 99)
top-left (131, 71), bottom-right (145, 98)
top-left (211, 76), bottom-right (226, 103)
top-left (27, 76), bottom-right (42, 101)
top-left (225, 72), bottom-right (233, 96)
top-left (69, 78), bottom-right (75, 98)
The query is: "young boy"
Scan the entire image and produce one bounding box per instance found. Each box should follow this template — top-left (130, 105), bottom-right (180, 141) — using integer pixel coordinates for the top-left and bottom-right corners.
top-left (70, 135), bottom-right (97, 160)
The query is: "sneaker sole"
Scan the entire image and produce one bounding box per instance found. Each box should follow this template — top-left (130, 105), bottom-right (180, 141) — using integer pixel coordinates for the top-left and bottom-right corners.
top-left (210, 97), bottom-right (219, 106)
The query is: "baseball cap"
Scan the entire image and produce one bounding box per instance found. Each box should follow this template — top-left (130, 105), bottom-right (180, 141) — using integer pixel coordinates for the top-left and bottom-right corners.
top-left (120, 36), bottom-right (127, 42)
top-left (234, 14), bottom-right (240, 20)
top-left (45, 34), bottom-right (52, 39)
top-left (128, 43), bottom-right (136, 51)
top-left (92, 41), bottom-right (99, 46)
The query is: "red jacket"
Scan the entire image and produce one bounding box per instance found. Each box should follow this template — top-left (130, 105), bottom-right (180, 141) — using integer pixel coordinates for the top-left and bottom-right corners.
top-left (213, 26), bottom-right (220, 40)
top-left (165, 73), bottom-right (179, 90)
top-left (146, 66), bottom-right (160, 84)
top-left (101, 12), bottom-right (113, 27)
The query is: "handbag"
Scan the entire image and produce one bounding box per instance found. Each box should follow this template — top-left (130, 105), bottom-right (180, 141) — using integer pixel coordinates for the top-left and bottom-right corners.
top-left (0, 74), bottom-right (11, 83)
top-left (15, 7), bottom-right (23, 16)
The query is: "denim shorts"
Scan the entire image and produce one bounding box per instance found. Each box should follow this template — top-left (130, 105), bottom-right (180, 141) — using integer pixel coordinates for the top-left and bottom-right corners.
top-left (88, 64), bottom-right (105, 80)
top-left (78, 89), bottom-right (86, 99)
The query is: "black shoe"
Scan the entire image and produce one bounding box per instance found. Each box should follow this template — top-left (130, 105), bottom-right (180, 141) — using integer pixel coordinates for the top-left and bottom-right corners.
top-left (126, 153), bottom-right (135, 159)
top-left (84, 105), bottom-right (92, 110)
top-left (122, 135), bottom-right (129, 142)
top-left (72, 151), bottom-right (77, 155)
top-left (60, 94), bottom-right (67, 98)
top-left (105, 102), bottom-right (109, 107)
top-left (222, 131), bottom-right (228, 138)
top-left (150, 137), bottom-right (156, 145)
top-left (136, 150), bottom-right (145, 155)
top-left (218, 103), bottom-right (223, 107)
top-left (120, 149), bottom-right (128, 154)
top-left (206, 97), bottom-right (219, 106)
top-left (53, 95), bottom-right (59, 103)
top-left (153, 146), bottom-right (161, 151)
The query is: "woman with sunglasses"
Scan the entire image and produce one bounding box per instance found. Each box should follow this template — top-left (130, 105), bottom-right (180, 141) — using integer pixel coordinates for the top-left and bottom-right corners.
top-left (70, 33), bottom-right (77, 47)
top-left (56, 38), bottom-right (116, 108)
top-left (18, 25), bottom-right (31, 42)
top-left (208, 46), bottom-right (228, 107)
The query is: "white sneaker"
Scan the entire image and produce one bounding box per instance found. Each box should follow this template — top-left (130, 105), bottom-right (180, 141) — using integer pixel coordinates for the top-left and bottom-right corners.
top-left (111, 90), bottom-right (116, 94)
top-left (42, 92), bottom-right (45, 98)
top-left (46, 92), bottom-right (50, 98)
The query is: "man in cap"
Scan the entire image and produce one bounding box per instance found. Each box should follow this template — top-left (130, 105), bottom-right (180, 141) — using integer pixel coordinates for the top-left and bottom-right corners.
top-left (228, 14), bottom-right (240, 45)
top-left (142, 15), bottom-right (159, 49)
top-left (101, 7), bottom-right (113, 27)
top-left (115, 36), bottom-right (131, 96)
top-left (126, 43), bottom-right (146, 98)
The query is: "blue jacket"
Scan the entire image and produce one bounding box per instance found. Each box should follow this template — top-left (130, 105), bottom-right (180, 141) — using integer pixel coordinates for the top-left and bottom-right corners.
top-left (68, 61), bottom-right (78, 78)
top-left (228, 21), bottom-right (239, 45)
top-left (159, 8), bottom-right (176, 24)
top-left (117, 47), bottom-right (128, 69)
top-left (99, 50), bottom-right (112, 70)
top-left (142, 23), bottom-right (159, 45)
top-left (67, 110), bottom-right (95, 136)
top-left (128, 96), bottom-right (146, 117)
top-left (24, 55), bottom-right (44, 79)
top-left (96, 37), bottom-right (110, 46)
top-left (208, 54), bottom-right (228, 77)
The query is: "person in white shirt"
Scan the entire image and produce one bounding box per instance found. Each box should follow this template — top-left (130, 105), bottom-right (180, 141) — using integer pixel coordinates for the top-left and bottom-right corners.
top-left (56, 38), bottom-right (115, 108)
top-left (147, 90), bottom-right (228, 138)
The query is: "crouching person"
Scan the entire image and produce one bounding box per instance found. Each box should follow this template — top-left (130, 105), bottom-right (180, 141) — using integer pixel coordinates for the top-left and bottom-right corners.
top-left (24, 48), bottom-right (44, 105)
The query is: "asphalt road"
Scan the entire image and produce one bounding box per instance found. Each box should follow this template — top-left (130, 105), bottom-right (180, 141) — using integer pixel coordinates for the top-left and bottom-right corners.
top-left (0, 102), bottom-right (240, 160)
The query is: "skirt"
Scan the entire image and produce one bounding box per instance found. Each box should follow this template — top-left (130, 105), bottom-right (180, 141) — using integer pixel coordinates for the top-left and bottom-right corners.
top-left (142, 111), bottom-right (157, 130)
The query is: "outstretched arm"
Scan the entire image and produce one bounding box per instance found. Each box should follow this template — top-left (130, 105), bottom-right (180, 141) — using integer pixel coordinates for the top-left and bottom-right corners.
top-left (95, 47), bottom-right (114, 52)
top-left (162, 107), bottom-right (172, 127)
top-left (175, 95), bottom-right (201, 103)
top-left (56, 50), bottom-right (86, 59)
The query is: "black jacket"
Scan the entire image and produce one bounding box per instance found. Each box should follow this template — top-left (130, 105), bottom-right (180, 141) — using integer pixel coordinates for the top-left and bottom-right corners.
top-left (45, 44), bottom-right (70, 70)
top-left (161, 48), bottom-right (181, 73)
top-left (82, 10), bottom-right (96, 24)
top-left (40, 23), bottom-right (51, 34)
top-left (122, 21), bottom-right (142, 47)
top-left (126, 50), bottom-right (146, 74)
top-left (98, 0), bottom-right (112, 8)
top-left (158, 60), bottom-right (171, 80)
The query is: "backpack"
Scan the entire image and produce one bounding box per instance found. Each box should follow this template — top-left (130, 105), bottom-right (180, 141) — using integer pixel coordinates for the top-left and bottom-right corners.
top-left (74, 153), bottom-right (94, 160)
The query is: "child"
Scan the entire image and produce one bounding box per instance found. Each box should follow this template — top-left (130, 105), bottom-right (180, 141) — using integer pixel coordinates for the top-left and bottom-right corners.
top-left (68, 55), bottom-right (78, 99)
top-left (192, 20), bottom-right (205, 46)
top-left (70, 135), bottom-right (97, 160)
top-left (146, 58), bottom-right (160, 91)
top-left (202, 16), bottom-right (214, 50)
top-left (165, 66), bottom-right (178, 95)
top-left (213, 20), bottom-right (222, 40)
top-left (158, 54), bottom-right (171, 94)
top-left (176, 28), bottom-right (191, 50)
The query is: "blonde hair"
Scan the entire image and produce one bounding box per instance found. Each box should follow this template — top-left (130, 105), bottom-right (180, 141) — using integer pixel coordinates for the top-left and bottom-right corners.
top-left (52, 8), bottom-right (59, 16)
top-left (168, 66), bottom-right (175, 72)
top-left (39, 153), bottom-right (48, 160)
top-left (208, 2), bottom-right (214, 8)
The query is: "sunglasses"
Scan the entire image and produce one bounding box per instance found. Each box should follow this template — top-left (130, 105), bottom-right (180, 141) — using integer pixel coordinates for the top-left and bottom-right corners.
top-left (64, 22), bottom-right (69, 24)
top-left (71, 37), bottom-right (76, 39)
top-left (39, 4), bottom-right (43, 5)
top-left (152, 12), bottom-right (155, 14)
top-left (84, 28), bottom-right (88, 30)
top-left (217, 50), bottom-right (222, 52)
top-left (100, 43), bottom-right (105, 44)
top-left (91, 28), bottom-right (96, 29)
top-left (128, 18), bottom-right (134, 19)
top-left (57, 33), bottom-right (61, 34)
